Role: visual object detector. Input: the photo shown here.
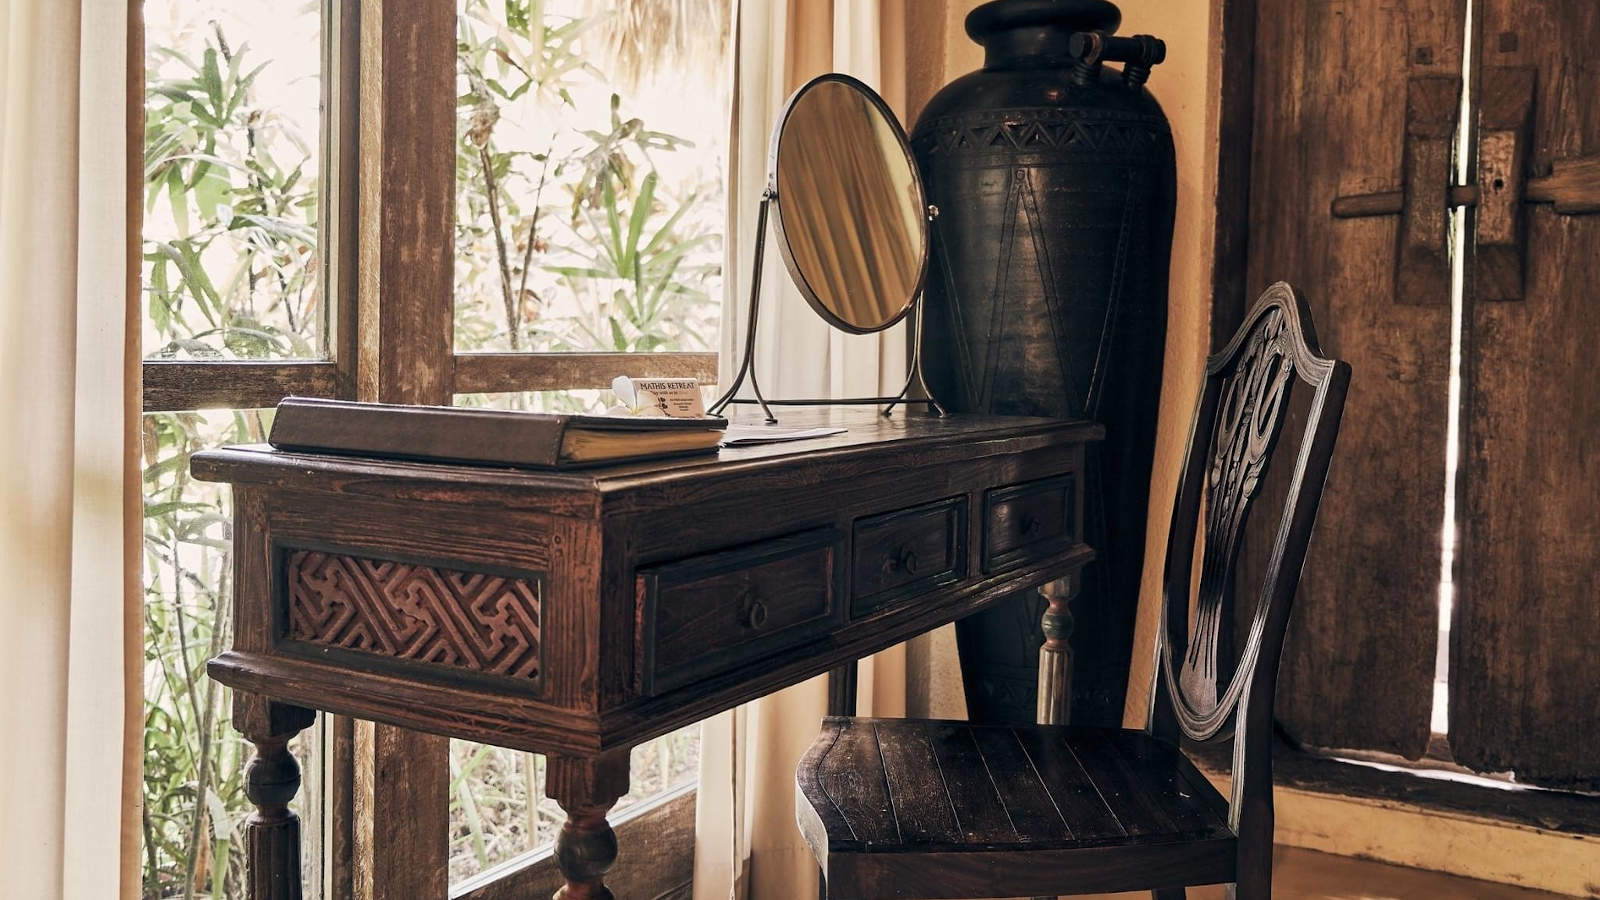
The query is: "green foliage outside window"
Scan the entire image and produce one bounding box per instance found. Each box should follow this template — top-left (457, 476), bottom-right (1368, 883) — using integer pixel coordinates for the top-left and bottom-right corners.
top-left (141, 1), bottom-right (725, 895)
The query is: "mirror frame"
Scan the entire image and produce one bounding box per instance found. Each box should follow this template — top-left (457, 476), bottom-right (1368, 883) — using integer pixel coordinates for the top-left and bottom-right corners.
top-left (768, 72), bottom-right (931, 336)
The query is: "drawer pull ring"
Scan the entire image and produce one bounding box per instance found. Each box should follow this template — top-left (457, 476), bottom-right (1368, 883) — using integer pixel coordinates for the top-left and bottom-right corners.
top-left (739, 589), bottom-right (769, 630)
top-left (881, 547), bottom-right (920, 577)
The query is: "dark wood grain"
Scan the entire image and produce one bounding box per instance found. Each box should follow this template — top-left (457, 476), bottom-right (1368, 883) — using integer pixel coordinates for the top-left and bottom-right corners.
top-left (1455, 0), bottom-right (1600, 791)
top-left (874, 722), bottom-right (964, 845)
top-left (201, 408), bottom-right (1101, 898)
top-left (638, 528), bottom-right (844, 696)
top-left (452, 351), bottom-right (717, 394)
top-left (142, 361), bottom-right (344, 412)
top-left (1011, 726), bottom-right (1125, 842)
top-left (346, 2), bottom-right (458, 895)
top-left (980, 474), bottom-right (1077, 575)
top-left (1249, 0), bottom-right (1452, 760)
top-left (925, 724), bottom-right (1019, 845)
top-left (797, 285), bottom-right (1351, 900)
top-left (850, 497), bottom-right (967, 616)
top-left (966, 726), bottom-right (1071, 843)
top-left (800, 720), bottom-right (1235, 898)
top-left (1208, 0), bottom-right (1259, 342)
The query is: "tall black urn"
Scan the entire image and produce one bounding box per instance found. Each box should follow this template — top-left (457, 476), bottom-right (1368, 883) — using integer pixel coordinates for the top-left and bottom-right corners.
top-left (911, 0), bottom-right (1175, 726)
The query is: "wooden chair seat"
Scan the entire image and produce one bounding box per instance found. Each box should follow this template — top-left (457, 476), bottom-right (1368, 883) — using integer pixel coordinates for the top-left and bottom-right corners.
top-left (797, 717), bottom-right (1237, 898)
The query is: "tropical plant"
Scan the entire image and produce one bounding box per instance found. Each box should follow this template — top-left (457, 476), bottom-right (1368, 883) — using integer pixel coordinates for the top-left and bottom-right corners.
top-left (141, 2), bottom-right (726, 896)
top-left (143, 21), bottom-right (320, 360)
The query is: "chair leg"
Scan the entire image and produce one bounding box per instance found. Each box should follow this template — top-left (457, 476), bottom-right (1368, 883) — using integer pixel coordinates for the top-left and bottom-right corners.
top-left (1229, 871), bottom-right (1269, 900)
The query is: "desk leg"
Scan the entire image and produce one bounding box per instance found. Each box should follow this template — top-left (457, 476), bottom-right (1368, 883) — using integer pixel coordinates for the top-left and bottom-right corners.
top-left (236, 694), bottom-right (316, 900)
top-left (547, 749), bottom-right (631, 900)
top-left (1036, 573), bottom-right (1078, 727)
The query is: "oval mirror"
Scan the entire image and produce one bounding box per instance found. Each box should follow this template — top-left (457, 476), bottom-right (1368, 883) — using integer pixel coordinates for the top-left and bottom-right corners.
top-left (771, 74), bottom-right (929, 334)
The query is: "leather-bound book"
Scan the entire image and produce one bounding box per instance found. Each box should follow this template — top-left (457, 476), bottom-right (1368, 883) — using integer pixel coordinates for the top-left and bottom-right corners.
top-left (268, 397), bottom-right (727, 468)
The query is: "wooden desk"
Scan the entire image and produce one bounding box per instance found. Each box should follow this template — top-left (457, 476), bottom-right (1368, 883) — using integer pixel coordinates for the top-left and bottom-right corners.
top-left (195, 409), bottom-right (1101, 899)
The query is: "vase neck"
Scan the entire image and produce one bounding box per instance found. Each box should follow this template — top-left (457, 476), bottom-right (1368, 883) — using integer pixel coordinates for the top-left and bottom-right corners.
top-left (982, 26), bottom-right (1077, 69)
top-left (965, 0), bottom-right (1121, 70)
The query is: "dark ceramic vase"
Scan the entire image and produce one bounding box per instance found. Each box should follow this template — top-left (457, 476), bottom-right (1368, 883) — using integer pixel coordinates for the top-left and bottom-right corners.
top-left (911, 0), bottom-right (1176, 726)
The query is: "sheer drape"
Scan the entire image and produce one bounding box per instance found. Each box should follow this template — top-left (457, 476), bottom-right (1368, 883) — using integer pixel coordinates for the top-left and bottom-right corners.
top-left (0, 1), bottom-right (140, 897)
top-left (692, 1), bottom-right (956, 896)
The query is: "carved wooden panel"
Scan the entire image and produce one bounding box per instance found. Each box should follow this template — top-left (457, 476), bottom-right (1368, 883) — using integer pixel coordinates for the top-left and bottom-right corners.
top-left (281, 548), bottom-right (543, 684)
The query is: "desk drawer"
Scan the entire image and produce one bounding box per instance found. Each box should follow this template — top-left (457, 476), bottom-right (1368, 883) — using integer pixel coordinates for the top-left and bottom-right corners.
top-left (851, 497), bottom-right (967, 616)
top-left (637, 527), bottom-right (844, 696)
top-left (982, 473), bottom-right (1078, 573)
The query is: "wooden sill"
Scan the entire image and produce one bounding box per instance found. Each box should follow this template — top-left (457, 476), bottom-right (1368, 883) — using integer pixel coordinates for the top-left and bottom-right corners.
top-left (1187, 735), bottom-right (1600, 836)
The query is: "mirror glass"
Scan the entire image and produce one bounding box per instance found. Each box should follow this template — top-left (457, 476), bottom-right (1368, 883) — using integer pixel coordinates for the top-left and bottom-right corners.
top-left (773, 76), bottom-right (928, 334)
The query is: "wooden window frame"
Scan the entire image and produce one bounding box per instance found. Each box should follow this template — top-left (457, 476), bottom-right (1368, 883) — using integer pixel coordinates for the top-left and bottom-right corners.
top-left (137, 0), bottom-right (707, 896)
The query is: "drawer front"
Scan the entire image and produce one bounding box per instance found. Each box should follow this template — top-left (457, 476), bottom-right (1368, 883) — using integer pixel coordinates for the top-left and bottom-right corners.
top-left (851, 497), bottom-right (967, 616)
top-left (638, 527), bottom-right (843, 696)
top-left (982, 473), bottom-right (1078, 573)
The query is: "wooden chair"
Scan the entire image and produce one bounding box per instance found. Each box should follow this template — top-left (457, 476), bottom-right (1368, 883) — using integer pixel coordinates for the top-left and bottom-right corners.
top-left (795, 282), bottom-right (1351, 899)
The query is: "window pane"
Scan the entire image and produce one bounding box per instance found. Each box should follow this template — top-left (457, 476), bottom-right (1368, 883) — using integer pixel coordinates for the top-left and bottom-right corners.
top-left (449, 726), bottom-right (701, 884)
top-left (142, 409), bottom-right (320, 899)
top-left (143, 1), bottom-right (325, 360)
top-left (455, 389), bottom-right (610, 414)
top-left (453, 0), bottom-right (732, 355)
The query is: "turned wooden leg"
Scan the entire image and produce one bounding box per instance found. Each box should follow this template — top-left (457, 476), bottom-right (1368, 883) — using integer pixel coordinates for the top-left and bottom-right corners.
top-left (1036, 573), bottom-right (1079, 726)
top-left (547, 749), bottom-right (630, 900)
top-left (236, 695), bottom-right (317, 900)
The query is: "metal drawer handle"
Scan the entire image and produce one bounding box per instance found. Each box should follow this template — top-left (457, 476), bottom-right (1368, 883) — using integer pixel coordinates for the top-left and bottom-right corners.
top-left (882, 546), bottom-right (920, 577)
top-left (738, 588), bottom-right (769, 630)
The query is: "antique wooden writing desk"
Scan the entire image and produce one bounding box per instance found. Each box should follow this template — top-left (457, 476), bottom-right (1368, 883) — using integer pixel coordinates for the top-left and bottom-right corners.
top-left (195, 409), bottom-right (1101, 899)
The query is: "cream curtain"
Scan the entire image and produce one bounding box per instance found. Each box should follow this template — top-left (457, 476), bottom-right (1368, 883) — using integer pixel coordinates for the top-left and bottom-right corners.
top-left (693, 1), bottom-right (958, 896)
top-left (0, 1), bottom-right (141, 898)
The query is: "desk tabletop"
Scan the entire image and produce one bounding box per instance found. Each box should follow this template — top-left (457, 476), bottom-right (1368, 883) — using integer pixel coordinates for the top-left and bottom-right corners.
top-left (192, 408), bottom-right (1103, 498)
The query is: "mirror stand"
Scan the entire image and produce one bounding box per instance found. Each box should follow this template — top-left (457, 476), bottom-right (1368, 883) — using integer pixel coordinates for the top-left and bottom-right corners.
top-left (708, 190), bottom-right (947, 425)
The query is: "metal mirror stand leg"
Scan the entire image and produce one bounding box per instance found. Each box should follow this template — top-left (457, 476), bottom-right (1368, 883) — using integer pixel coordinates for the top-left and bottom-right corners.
top-left (883, 291), bottom-right (948, 419)
top-left (710, 191), bottom-right (777, 424)
top-left (237, 695), bottom-right (317, 900)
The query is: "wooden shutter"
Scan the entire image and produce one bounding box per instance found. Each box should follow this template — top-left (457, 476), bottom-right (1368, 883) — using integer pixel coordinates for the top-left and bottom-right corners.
top-left (1453, 0), bottom-right (1600, 790)
top-left (1242, 0), bottom-right (1461, 758)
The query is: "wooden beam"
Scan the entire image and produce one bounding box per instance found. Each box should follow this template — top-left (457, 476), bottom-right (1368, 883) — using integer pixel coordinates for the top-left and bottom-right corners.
top-left (141, 361), bottom-right (343, 412)
top-left (452, 352), bottom-right (719, 395)
top-left (350, 0), bottom-right (457, 897)
top-left (1206, 0), bottom-right (1258, 344)
top-left (356, 0), bottom-right (454, 407)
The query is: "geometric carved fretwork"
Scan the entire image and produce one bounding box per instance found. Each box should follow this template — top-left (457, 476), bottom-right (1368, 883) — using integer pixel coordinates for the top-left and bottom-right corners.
top-left (1178, 306), bottom-right (1295, 721)
top-left (283, 549), bottom-right (543, 682)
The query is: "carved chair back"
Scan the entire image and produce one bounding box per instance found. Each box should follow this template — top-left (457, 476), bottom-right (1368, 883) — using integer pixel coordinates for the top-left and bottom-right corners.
top-left (1148, 282), bottom-right (1349, 846)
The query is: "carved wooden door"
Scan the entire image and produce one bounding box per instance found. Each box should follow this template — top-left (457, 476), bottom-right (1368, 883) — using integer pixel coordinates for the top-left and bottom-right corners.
top-left (1245, 0), bottom-right (1460, 758)
top-left (1452, 0), bottom-right (1600, 790)
top-left (1242, 0), bottom-right (1599, 782)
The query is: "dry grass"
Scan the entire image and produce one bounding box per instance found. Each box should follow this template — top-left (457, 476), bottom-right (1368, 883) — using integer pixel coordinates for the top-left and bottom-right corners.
top-left (448, 725), bottom-right (701, 883)
top-left (581, 0), bottom-right (731, 89)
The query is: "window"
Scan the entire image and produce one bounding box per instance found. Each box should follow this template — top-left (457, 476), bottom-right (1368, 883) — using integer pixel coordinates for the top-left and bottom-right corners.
top-left (139, 0), bottom-right (729, 896)
top-left (141, 1), bottom-right (329, 895)
top-left (446, 0), bottom-right (730, 885)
